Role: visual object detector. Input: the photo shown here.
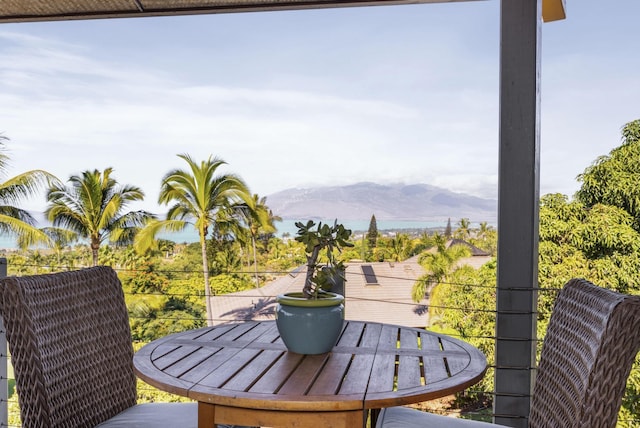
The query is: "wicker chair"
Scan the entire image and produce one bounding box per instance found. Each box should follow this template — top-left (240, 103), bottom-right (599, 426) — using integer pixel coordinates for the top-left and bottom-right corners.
top-left (0, 266), bottom-right (197, 428)
top-left (376, 278), bottom-right (640, 428)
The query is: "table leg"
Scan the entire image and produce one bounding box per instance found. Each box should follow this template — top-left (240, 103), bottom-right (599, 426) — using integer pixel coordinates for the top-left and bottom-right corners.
top-left (369, 409), bottom-right (380, 428)
top-left (198, 402), bottom-right (216, 428)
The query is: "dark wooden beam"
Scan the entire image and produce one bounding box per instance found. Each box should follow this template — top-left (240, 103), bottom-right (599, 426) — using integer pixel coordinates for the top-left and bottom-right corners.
top-left (494, 0), bottom-right (541, 426)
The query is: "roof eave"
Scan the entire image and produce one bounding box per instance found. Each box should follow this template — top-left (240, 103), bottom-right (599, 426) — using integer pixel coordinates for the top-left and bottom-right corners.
top-left (0, 0), bottom-right (484, 24)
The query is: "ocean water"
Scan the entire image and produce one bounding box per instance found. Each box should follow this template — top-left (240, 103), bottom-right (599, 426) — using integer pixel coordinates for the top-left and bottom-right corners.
top-left (158, 218), bottom-right (447, 244)
top-left (0, 218), bottom-right (448, 250)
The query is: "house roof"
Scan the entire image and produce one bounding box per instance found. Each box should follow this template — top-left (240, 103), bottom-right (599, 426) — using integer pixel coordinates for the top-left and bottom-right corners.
top-left (0, 0), bottom-right (565, 24)
top-left (212, 259), bottom-right (431, 328)
top-left (448, 239), bottom-right (491, 256)
top-left (211, 253), bottom-right (491, 328)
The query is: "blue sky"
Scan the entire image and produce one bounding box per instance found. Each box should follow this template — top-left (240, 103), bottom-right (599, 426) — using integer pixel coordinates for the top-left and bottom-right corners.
top-left (1, 1), bottom-right (639, 214)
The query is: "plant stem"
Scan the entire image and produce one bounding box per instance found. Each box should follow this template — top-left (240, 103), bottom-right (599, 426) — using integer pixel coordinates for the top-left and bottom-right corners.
top-left (303, 244), bottom-right (321, 298)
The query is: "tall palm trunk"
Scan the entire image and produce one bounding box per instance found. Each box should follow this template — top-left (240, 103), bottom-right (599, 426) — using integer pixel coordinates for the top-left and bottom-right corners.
top-left (200, 230), bottom-right (214, 326)
top-left (251, 235), bottom-right (259, 288)
top-left (91, 238), bottom-right (100, 266)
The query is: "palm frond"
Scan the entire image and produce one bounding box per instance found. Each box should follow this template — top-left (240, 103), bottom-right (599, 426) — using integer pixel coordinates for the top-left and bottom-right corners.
top-left (0, 214), bottom-right (52, 248)
top-left (134, 218), bottom-right (189, 253)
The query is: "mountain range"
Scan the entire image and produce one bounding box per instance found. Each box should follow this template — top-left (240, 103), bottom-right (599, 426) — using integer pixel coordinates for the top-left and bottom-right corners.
top-left (265, 182), bottom-right (497, 222)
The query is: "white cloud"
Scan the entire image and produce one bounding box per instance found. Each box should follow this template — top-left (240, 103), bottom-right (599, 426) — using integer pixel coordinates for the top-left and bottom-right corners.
top-left (1, 1), bottom-right (639, 215)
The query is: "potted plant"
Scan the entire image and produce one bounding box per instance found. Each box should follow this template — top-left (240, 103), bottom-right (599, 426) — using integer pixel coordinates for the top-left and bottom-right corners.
top-left (276, 219), bottom-right (353, 354)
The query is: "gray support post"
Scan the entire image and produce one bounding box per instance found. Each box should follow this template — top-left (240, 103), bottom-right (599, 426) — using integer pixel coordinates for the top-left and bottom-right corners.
top-left (494, 0), bottom-right (541, 426)
top-left (0, 258), bottom-right (7, 427)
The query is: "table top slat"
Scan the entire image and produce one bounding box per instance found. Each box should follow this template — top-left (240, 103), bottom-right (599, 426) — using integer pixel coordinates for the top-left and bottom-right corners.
top-left (211, 321), bottom-right (265, 342)
top-left (335, 321), bottom-right (365, 348)
top-left (365, 352), bottom-right (396, 394)
top-left (440, 335), bottom-right (472, 376)
top-left (360, 322), bottom-right (383, 348)
top-left (198, 348), bottom-right (262, 388)
top-left (399, 328), bottom-right (418, 350)
top-left (248, 351), bottom-right (305, 394)
top-left (193, 323), bottom-right (245, 341)
top-left (423, 356), bottom-right (449, 384)
top-left (233, 321), bottom-right (278, 343)
top-left (396, 355), bottom-right (422, 390)
top-left (420, 330), bottom-right (442, 351)
top-left (253, 321), bottom-right (283, 344)
top-left (222, 349), bottom-right (284, 392)
top-left (180, 347), bottom-right (246, 383)
top-left (307, 352), bottom-right (353, 396)
top-left (152, 344), bottom-right (198, 370)
top-left (376, 324), bottom-right (400, 352)
top-left (278, 353), bottom-right (329, 395)
top-left (133, 353), bottom-right (194, 396)
top-left (163, 346), bottom-right (220, 378)
top-left (339, 353), bottom-right (375, 395)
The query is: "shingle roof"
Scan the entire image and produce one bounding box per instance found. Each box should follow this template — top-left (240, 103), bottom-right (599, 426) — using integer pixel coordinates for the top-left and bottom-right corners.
top-left (448, 239), bottom-right (491, 256)
top-left (211, 259), bottom-right (430, 327)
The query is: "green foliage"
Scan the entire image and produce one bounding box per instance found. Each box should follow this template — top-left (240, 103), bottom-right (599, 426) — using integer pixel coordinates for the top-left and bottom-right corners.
top-left (577, 119), bottom-right (640, 231)
top-left (366, 214), bottom-right (378, 248)
top-left (209, 273), bottom-right (254, 295)
top-left (120, 264), bottom-right (205, 341)
top-left (428, 261), bottom-right (497, 398)
top-left (206, 237), bottom-right (243, 276)
top-left (376, 233), bottom-right (415, 262)
top-left (470, 222), bottom-right (497, 256)
top-left (0, 135), bottom-right (59, 248)
top-left (169, 242), bottom-right (203, 272)
top-left (46, 167), bottom-right (153, 266)
top-left (264, 237), bottom-right (305, 272)
top-left (413, 238), bottom-right (471, 302)
top-left (294, 219), bottom-right (353, 298)
top-left (538, 194), bottom-right (640, 295)
top-left (454, 218), bottom-right (471, 240)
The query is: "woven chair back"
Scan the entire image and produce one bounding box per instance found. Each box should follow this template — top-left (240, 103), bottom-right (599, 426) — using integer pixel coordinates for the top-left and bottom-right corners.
top-left (529, 278), bottom-right (640, 428)
top-left (0, 267), bottom-right (137, 428)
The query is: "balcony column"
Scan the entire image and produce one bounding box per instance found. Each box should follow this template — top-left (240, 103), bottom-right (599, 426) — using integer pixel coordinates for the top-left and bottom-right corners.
top-left (495, 0), bottom-right (541, 426)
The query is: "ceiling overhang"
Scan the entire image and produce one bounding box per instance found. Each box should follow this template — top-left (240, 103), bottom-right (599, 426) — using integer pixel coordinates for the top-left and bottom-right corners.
top-left (0, 0), bottom-right (480, 23)
top-left (0, 0), bottom-right (565, 24)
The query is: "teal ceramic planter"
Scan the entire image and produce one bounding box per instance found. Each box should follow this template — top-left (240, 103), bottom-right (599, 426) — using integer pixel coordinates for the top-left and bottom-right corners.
top-left (275, 292), bottom-right (345, 355)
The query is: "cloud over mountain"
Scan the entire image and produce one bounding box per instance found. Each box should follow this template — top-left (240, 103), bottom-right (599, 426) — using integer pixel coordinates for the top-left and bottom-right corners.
top-left (266, 182), bottom-right (496, 222)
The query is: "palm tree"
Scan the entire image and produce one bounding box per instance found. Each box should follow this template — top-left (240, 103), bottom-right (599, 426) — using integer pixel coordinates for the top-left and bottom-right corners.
top-left (46, 167), bottom-right (154, 266)
top-left (157, 239), bottom-right (175, 258)
top-left (135, 154), bottom-right (251, 325)
top-left (454, 217), bottom-right (471, 240)
top-left (37, 227), bottom-right (78, 266)
top-left (412, 233), bottom-right (471, 302)
top-left (386, 233), bottom-right (412, 262)
top-left (0, 135), bottom-right (58, 248)
top-left (228, 194), bottom-right (280, 287)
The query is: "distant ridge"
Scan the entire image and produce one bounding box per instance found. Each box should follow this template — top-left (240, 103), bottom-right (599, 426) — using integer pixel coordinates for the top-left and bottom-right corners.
top-left (266, 182), bottom-right (497, 222)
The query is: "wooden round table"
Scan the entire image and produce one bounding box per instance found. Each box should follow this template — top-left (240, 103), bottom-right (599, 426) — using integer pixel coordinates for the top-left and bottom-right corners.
top-left (134, 320), bottom-right (487, 428)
